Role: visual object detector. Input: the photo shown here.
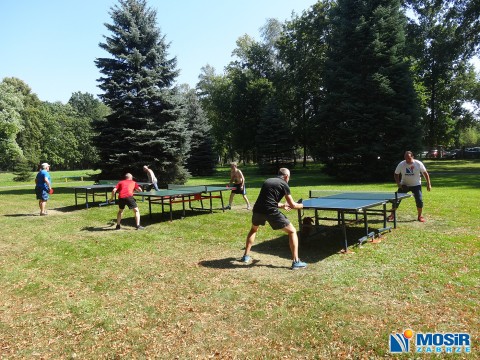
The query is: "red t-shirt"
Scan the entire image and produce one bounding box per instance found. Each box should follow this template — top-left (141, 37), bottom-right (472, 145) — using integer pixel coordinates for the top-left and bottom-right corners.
top-left (115, 179), bottom-right (141, 199)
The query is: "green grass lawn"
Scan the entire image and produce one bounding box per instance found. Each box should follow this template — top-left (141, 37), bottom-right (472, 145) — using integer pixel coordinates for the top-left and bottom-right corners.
top-left (0, 161), bottom-right (479, 358)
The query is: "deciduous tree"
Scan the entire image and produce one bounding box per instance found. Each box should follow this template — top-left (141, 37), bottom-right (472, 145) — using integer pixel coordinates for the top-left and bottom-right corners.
top-left (0, 79), bottom-right (24, 170)
top-left (404, 0), bottom-right (480, 148)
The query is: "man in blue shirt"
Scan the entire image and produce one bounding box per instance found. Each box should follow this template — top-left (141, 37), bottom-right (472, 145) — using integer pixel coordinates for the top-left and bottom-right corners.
top-left (35, 163), bottom-right (52, 215)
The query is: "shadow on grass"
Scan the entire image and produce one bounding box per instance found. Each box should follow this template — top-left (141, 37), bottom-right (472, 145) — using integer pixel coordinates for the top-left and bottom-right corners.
top-left (54, 205), bottom-right (82, 213)
top-left (81, 225), bottom-right (118, 232)
top-left (3, 213), bottom-right (39, 217)
top-left (143, 207), bottom-right (227, 222)
top-left (198, 257), bottom-right (290, 270)
top-left (80, 217), bottom-right (140, 231)
top-left (429, 173), bottom-right (480, 189)
top-left (199, 219), bottom-right (405, 270)
top-left (0, 187), bottom-right (76, 196)
top-left (2, 205), bottom-right (81, 216)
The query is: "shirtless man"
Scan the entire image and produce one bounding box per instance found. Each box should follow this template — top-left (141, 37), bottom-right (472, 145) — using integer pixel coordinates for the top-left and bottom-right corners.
top-left (224, 162), bottom-right (251, 210)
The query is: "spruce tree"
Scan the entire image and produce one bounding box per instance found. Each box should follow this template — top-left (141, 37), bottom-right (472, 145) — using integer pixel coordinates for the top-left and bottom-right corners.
top-left (13, 156), bottom-right (34, 182)
top-left (182, 87), bottom-right (216, 177)
top-left (256, 98), bottom-right (294, 174)
top-left (94, 0), bottom-right (190, 183)
top-left (317, 0), bottom-right (422, 181)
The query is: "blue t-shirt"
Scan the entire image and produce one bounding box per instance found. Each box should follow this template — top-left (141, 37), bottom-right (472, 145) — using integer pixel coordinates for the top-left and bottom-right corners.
top-left (35, 170), bottom-right (51, 190)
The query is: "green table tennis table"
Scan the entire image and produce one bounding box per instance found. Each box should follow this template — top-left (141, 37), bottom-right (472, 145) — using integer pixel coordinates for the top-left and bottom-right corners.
top-left (135, 185), bottom-right (234, 221)
top-left (73, 181), bottom-right (151, 208)
top-left (298, 191), bottom-right (411, 252)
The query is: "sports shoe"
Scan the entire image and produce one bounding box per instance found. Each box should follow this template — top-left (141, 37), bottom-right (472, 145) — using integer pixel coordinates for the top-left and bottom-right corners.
top-left (246, 204), bottom-right (251, 210)
top-left (240, 255), bottom-right (251, 263)
top-left (136, 225), bottom-right (145, 230)
top-left (418, 216), bottom-right (425, 222)
top-left (224, 205), bottom-right (231, 210)
top-left (40, 212), bottom-right (48, 216)
top-left (291, 260), bottom-right (307, 270)
top-left (115, 224), bottom-right (121, 230)
top-left (387, 214), bottom-right (394, 222)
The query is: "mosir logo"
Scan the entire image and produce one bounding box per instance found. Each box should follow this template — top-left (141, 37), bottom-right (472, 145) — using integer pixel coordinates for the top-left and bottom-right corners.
top-left (390, 329), bottom-right (471, 354)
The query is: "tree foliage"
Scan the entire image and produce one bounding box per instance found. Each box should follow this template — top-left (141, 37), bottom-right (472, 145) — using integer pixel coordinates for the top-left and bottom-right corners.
top-left (181, 86), bottom-right (216, 176)
top-left (276, 2), bottom-right (332, 167)
top-left (0, 79), bottom-right (24, 169)
top-left (256, 98), bottom-right (295, 173)
top-left (68, 92), bottom-right (110, 168)
top-left (197, 65), bottom-right (233, 164)
top-left (95, 0), bottom-right (190, 182)
top-left (404, 0), bottom-right (480, 148)
top-left (317, 0), bottom-right (422, 181)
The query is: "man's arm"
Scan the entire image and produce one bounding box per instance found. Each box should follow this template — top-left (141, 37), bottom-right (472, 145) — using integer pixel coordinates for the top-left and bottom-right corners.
top-left (110, 187), bottom-right (118, 201)
top-left (423, 171), bottom-right (432, 191)
top-left (238, 170), bottom-right (245, 186)
top-left (394, 172), bottom-right (401, 187)
top-left (282, 194), bottom-right (303, 211)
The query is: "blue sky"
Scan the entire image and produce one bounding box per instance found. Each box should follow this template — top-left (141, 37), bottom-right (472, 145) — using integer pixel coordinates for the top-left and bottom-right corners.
top-left (0, 0), bottom-right (316, 103)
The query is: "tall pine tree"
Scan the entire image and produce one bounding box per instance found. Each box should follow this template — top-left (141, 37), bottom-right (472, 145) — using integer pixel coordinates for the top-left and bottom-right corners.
top-left (95, 0), bottom-right (190, 183)
top-left (317, 0), bottom-right (422, 181)
top-left (256, 98), bottom-right (295, 174)
top-left (181, 86), bottom-right (216, 177)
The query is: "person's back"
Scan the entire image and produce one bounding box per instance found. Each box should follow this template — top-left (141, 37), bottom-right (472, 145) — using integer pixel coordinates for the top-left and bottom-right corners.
top-left (111, 173), bottom-right (144, 230)
top-left (116, 179), bottom-right (138, 199)
top-left (241, 168), bottom-right (306, 269)
top-left (36, 169), bottom-right (51, 190)
top-left (253, 177), bottom-right (290, 214)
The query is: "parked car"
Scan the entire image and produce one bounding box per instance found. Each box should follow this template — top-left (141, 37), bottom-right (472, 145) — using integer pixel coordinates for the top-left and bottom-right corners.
top-left (444, 149), bottom-right (462, 159)
top-left (426, 148), bottom-right (446, 159)
top-left (465, 147), bottom-right (480, 159)
top-left (418, 150), bottom-right (429, 159)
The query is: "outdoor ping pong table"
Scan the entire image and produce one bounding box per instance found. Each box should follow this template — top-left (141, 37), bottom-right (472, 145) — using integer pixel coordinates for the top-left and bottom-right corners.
top-left (298, 191), bottom-right (411, 253)
top-left (73, 181), bottom-right (151, 208)
top-left (135, 185), bottom-right (234, 221)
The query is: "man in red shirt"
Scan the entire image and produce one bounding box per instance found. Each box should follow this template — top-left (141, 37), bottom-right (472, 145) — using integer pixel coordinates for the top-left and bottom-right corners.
top-left (110, 173), bottom-right (145, 230)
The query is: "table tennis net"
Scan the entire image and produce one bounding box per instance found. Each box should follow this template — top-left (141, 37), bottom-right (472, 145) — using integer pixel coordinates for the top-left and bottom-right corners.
top-left (167, 184), bottom-right (208, 192)
top-left (309, 190), bottom-right (398, 200)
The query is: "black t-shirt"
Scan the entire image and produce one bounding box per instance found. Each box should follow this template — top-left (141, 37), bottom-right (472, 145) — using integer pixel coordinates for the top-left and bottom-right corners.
top-left (253, 176), bottom-right (291, 215)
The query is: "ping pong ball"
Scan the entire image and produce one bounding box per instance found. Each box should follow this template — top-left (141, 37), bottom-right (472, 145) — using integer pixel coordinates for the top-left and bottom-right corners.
top-left (403, 329), bottom-right (413, 339)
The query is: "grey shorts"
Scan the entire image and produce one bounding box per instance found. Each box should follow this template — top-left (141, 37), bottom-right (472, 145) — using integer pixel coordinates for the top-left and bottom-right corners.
top-left (252, 212), bottom-right (290, 230)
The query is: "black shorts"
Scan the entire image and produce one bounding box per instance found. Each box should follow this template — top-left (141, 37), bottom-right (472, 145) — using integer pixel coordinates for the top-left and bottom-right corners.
top-left (232, 183), bottom-right (246, 195)
top-left (252, 211), bottom-right (290, 230)
top-left (118, 197), bottom-right (138, 210)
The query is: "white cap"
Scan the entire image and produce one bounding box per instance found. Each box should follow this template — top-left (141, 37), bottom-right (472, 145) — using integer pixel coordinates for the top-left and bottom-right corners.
top-left (41, 163), bottom-right (50, 169)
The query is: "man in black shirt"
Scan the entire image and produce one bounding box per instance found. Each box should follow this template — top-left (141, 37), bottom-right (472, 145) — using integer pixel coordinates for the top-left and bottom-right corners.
top-left (241, 168), bottom-right (307, 270)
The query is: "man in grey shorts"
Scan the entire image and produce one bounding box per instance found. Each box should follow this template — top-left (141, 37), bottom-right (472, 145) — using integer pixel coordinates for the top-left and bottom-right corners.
top-left (240, 168), bottom-right (307, 270)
